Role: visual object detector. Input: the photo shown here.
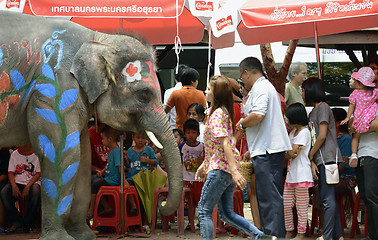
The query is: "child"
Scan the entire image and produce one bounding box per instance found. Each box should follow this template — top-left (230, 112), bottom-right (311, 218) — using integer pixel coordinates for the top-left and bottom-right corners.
top-left (341, 67), bottom-right (378, 167)
top-left (283, 103), bottom-right (314, 239)
top-left (125, 132), bottom-right (159, 229)
top-left (186, 103), bottom-right (206, 142)
top-left (87, 126), bottom-right (123, 219)
top-left (180, 119), bottom-right (204, 210)
top-left (173, 128), bottom-right (185, 147)
top-left (0, 144), bottom-right (41, 234)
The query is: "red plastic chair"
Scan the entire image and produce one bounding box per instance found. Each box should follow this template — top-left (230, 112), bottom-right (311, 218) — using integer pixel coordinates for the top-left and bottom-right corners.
top-left (350, 192), bottom-right (368, 238)
top-left (151, 187), bottom-right (195, 235)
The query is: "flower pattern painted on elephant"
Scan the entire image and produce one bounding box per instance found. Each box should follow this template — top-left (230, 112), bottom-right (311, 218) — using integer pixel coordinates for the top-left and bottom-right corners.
top-left (0, 71), bottom-right (21, 123)
top-left (123, 60), bottom-right (142, 82)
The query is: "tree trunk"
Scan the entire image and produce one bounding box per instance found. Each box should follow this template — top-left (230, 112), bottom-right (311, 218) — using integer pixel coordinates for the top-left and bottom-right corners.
top-left (260, 40), bottom-right (298, 96)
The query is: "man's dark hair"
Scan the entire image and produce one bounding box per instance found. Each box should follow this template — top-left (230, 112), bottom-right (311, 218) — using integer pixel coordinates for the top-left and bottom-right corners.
top-left (285, 103), bottom-right (309, 126)
top-left (239, 57), bottom-right (264, 75)
top-left (181, 68), bottom-right (200, 86)
top-left (183, 118), bottom-right (200, 133)
top-left (302, 77), bottom-right (326, 104)
top-left (332, 108), bottom-right (349, 133)
top-left (369, 57), bottom-right (378, 66)
top-left (174, 64), bottom-right (189, 82)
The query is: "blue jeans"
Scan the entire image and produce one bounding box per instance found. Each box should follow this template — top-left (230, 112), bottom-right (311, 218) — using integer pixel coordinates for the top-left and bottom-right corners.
top-left (198, 169), bottom-right (263, 240)
top-left (317, 164), bottom-right (343, 240)
top-left (0, 182), bottom-right (41, 228)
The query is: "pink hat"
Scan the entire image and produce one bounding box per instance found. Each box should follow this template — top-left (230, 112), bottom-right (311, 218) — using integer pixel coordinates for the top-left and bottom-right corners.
top-left (352, 67), bottom-right (376, 87)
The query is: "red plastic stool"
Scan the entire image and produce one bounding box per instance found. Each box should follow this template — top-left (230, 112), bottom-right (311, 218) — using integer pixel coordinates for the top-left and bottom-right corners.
top-left (123, 186), bottom-right (143, 232)
top-left (230, 189), bottom-right (244, 235)
top-left (212, 189), bottom-right (245, 238)
top-left (92, 186), bottom-right (143, 233)
top-left (151, 187), bottom-right (195, 235)
top-left (350, 192), bottom-right (368, 238)
top-left (92, 186), bottom-right (121, 233)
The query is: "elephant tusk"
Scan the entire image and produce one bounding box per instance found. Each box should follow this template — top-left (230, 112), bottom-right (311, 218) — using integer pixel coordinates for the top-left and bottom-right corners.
top-left (145, 130), bottom-right (163, 149)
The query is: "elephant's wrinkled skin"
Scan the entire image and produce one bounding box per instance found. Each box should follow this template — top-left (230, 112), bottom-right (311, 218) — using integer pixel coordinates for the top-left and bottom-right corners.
top-left (0, 11), bottom-right (182, 240)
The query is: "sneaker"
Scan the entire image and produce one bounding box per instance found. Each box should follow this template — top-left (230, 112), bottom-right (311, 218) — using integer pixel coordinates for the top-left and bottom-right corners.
top-left (260, 234), bottom-right (277, 240)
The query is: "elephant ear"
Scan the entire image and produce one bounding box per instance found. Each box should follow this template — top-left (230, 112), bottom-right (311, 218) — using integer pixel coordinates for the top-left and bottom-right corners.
top-left (70, 41), bottom-right (117, 104)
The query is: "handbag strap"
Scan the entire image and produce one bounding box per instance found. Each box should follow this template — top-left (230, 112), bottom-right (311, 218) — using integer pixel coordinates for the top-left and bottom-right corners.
top-left (319, 148), bottom-right (338, 166)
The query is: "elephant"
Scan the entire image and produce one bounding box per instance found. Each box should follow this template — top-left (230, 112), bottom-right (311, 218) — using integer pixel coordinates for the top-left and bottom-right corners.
top-left (0, 11), bottom-right (182, 240)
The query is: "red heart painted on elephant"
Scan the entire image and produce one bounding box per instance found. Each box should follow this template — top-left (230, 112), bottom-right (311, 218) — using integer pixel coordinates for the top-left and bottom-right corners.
top-left (126, 64), bottom-right (138, 77)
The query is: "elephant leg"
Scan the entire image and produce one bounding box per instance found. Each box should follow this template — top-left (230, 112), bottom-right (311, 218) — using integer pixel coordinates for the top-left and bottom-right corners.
top-left (27, 107), bottom-right (86, 240)
top-left (65, 130), bottom-right (95, 240)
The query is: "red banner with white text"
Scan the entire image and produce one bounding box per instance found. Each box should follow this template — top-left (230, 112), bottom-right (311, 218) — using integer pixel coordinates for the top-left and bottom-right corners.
top-left (240, 0), bottom-right (378, 28)
top-left (28, 0), bottom-right (185, 17)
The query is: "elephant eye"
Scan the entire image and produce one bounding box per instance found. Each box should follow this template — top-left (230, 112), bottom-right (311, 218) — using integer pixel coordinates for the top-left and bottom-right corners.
top-left (136, 88), bottom-right (153, 103)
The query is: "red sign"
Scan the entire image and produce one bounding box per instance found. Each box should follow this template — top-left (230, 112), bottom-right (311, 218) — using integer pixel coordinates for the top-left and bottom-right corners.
top-left (195, 1), bottom-right (213, 11)
top-left (216, 15), bottom-right (233, 31)
top-left (28, 0), bottom-right (185, 17)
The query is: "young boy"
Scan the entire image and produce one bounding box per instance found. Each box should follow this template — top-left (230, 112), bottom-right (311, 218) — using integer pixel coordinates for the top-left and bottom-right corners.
top-left (0, 144), bottom-right (41, 234)
top-left (179, 119), bottom-right (204, 209)
top-left (125, 132), bottom-right (159, 230)
top-left (87, 126), bottom-right (123, 219)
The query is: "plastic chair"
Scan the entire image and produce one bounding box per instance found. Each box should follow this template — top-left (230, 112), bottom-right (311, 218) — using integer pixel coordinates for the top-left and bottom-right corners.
top-left (92, 186), bottom-right (143, 233)
top-left (212, 189), bottom-right (245, 238)
top-left (151, 187), bottom-right (194, 235)
top-left (336, 190), bottom-right (354, 234)
top-left (350, 192), bottom-right (368, 238)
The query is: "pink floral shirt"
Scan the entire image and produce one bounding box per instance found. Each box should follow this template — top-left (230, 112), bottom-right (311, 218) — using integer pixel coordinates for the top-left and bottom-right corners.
top-left (203, 108), bottom-right (240, 174)
top-left (349, 88), bottom-right (378, 133)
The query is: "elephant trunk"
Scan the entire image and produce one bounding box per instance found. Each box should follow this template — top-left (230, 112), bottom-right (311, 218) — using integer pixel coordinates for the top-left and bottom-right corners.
top-left (144, 112), bottom-right (183, 216)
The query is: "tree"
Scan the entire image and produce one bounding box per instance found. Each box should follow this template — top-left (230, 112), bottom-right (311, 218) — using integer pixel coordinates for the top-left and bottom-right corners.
top-left (260, 40), bottom-right (298, 96)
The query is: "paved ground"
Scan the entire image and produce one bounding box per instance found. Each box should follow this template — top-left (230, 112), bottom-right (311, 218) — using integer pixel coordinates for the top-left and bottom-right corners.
top-left (1, 203), bottom-right (365, 239)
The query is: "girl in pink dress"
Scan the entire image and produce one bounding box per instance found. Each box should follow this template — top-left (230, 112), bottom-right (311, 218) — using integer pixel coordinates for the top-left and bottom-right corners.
top-left (341, 67), bottom-right (378, 167)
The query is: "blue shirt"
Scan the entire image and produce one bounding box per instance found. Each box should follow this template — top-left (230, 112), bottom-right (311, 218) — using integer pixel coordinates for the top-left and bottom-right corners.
top-left (127, 146), bottom-right (158, 181)
top-left (104, 147), bottom-right (121, 186)
top-left (337, 132), bottom-right (356, 191)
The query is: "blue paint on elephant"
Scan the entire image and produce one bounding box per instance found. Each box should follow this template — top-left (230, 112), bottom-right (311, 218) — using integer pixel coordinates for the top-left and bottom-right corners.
top-left (35, 84), bottom-right (56, 98)
top-left (35, 108), bottom-right (58, 124)
top-left (62, 162), bottom-right (79, 185)
top-left (42, 178), bottom-right (57, 199)
top-left (0, 50), bottom-right (3, 67)
top-left (40, 134), bottom-right (56, 163)
top-left (63, 131), bottom-right (79, 152)
top-left (42, 63), bottom-right (55, 81)
top-left (10, 70), bottom-right (25, 90)
top-left (57, 194), bottom-right (73, 216)
top-left (59, 89), bottom-right (78, 110)
top-left (20, 80), bottom-right (36, 105)
top-left (42, 30), bottom-right (66, 69)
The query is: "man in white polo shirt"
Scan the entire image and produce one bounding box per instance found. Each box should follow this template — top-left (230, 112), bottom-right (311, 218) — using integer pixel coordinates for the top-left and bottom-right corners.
top-left (237, 57), bottom-right (291, 238)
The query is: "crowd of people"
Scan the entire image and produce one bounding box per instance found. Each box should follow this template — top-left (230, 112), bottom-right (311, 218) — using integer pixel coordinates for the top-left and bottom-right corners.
top-left (0, 56), bottom-right (377, 240)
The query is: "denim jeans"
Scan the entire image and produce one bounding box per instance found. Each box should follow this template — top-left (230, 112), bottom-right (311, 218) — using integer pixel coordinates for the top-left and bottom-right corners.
top-left (198, 169), bottom-right (263, 240)
top-left (0, 182), bottom-right (41, 228)
top-left (317, 164), bottom-right (343, 240)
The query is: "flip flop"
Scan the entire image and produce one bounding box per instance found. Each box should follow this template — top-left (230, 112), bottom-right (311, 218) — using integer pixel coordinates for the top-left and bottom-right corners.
top-left (6, 226), bottom-right (18, 234)
top-left (216, 227), bottom-right (226, 234)
top-left (0, 227), bottom-right (6, 234)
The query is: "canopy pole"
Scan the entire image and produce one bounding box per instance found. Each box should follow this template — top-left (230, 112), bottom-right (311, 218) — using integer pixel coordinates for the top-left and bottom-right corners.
top-left (206, 28), bottom-right (212, 89)
top-left (313, 22), bottom-right (322, 79)
top-left (119, 134), bottom-right (125, 234)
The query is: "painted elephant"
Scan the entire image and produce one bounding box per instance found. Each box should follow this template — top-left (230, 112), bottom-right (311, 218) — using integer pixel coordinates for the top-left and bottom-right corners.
top-left (0, 11), bottom-right (182, 240)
